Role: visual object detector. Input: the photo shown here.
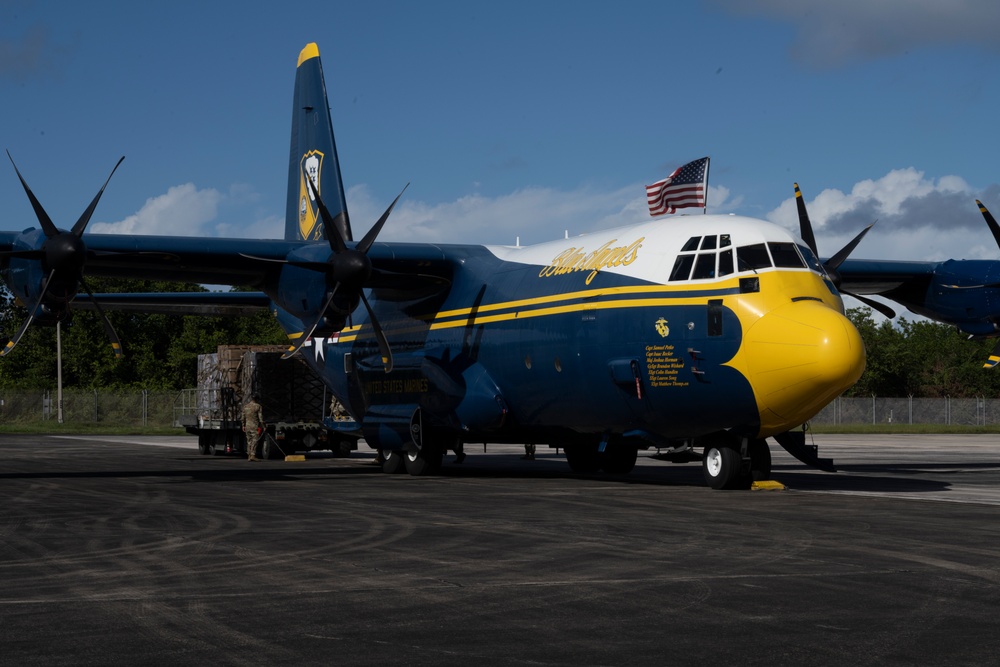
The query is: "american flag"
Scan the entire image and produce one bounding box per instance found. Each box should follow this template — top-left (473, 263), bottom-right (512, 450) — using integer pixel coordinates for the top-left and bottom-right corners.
top-left (646, 157), bottom-right (709, 216)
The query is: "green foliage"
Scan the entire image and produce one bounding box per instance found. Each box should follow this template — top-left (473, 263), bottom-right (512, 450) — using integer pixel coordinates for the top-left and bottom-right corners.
top-left (845, 307), bottom-right (1000, 398)
top-left (0, 279), bottom-right (284, 391)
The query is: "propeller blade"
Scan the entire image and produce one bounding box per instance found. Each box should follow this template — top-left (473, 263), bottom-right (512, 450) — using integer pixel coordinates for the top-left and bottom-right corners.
top-left (984, 339), bottom-right (1000, 369)
top-left (842, 290), bottom-right (896, 319)
top-left (976, 200), bottom-right (1000, 251)
top-left (304, 169), bottom-right (347, 254)
top-left (281, 284), bottom-right (341, 360)
top-left (1, 269), bottom-right (55, 357)
top-left (360, 291), bottom-right (393, 373)
top-left (7, 151), bottom-right (59, 238)
top-left (71, 156), bottom-right (125, 236)
top-left (79, 277), bottom-right (124, 359)
top-left (357, 183), bottom-right (409, 254)
top-left (825, 222), bottom-right (876, 274)
top-left (794, 183), bottom-right (819, 257)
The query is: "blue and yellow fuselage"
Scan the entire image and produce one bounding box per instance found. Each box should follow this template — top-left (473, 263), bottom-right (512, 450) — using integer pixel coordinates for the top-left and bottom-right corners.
top-left (287, 215), bottom-right (866, 450)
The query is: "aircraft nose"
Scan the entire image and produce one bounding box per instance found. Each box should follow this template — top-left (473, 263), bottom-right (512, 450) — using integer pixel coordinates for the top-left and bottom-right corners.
top-left (742, 300), bottom-right (865, 436)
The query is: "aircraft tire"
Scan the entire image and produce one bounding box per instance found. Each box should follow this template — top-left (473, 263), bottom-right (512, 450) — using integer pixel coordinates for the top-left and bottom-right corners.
top-left (564, 443), bottom-right (601, 473)
top-left (749, 439), bottom-right (772, 481)
top-left (404, 445), bottom-right (443, 476)
top-left (702, 441), bottom-right (743, 490)
top-left (382, 451), bottom-right (406, 474)
top-left (600, 446), bottom-right (638, 474)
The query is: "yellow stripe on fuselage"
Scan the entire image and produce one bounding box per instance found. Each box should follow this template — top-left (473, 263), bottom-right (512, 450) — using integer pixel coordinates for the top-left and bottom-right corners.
top-left (310, 268), bottom-right (841, 347)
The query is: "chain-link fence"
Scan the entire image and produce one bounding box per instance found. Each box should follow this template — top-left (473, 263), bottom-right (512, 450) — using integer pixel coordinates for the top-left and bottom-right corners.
top-left (812, 396), bottom-right (997, 426)
top-left (0, 389), bottom-right (186, 428)
top-left (0, 389), bottom-right (998, 429)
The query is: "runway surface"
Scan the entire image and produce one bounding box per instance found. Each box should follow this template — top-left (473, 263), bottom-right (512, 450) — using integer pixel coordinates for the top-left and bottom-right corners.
top-left (1, 433), bottom-right (1000, 665)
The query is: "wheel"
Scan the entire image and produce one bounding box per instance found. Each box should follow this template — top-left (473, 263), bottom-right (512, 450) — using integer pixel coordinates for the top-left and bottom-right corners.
top-left (336, 439), bottom-right (355, 457)
top-left (197, 431), bottom-right (211, 455)
top-left (207, 431), bottom-right (225, 456)
top-left (600, 446), bottom-right (638, 474)
top-left (702, 437), bottom-right (744, 490)
top-left (404, 445), bottom-right (443, 476)
top-left (748, 439), bottom-right (772, 481)
top-left (262, 437), bottom-right (282, 460)
top-left (382, 450), bottom-right (406, 474)
top-left (564, 443), bottom-right (601, 473)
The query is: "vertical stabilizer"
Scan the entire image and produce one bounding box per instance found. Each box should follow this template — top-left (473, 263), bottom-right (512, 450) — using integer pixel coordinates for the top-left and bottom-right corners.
top-left (285, 43), bottom-right (352, 242)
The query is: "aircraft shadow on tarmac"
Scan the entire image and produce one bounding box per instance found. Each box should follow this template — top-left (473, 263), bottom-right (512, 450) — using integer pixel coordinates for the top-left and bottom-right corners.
top-left (0, 454), bottom-right (968, 495)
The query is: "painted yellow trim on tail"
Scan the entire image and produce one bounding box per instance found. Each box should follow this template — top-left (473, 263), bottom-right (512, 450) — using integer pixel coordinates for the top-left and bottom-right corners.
top-left (298, 43), bottom-right (320, 67)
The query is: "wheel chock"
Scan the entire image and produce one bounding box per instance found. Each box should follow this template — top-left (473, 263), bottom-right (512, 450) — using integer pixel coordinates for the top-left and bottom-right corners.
top-left (284, 454), bottom-right (306, 462)
top-left (751, 480), bottom-right (786, 491)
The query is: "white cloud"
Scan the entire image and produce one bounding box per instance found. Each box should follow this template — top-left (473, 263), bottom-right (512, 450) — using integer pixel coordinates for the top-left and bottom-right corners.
top-left (765, 168), bottom-right (995, 262)
top-left (90, 182), bottom-right (283, 238)
top-left (91, 183), bottom-right (222, 235)
top-left (714, 0), bottom-right (1000, 66)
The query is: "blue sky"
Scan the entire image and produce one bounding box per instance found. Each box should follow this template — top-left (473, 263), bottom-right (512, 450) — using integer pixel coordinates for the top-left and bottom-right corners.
top-left (2, 0), bottom-right (1000, 278)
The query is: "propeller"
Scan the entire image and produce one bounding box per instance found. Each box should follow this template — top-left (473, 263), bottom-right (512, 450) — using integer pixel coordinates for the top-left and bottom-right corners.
top-left (973, 199), bottom-right (1000, 368)
top-left (794, 183), bottom-right (897, 319)
top-left (281, 176), bottom-right (407, 372)
top-left (3, 152), bottom-right (125, 358)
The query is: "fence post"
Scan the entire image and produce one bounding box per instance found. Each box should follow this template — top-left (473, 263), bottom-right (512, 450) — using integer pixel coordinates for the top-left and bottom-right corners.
top-left (908, 394), bottom-right (913, 425)
top-left (93, 389), bottom-right (99, 422)
top-left (872, 394), bottom-right (876, 425)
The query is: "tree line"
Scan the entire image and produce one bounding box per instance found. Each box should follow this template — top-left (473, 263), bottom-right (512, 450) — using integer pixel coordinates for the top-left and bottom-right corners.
top-left (0, 278), bottom-right (284, 390)
top-left (2, 282), bottom-right (1000, 397)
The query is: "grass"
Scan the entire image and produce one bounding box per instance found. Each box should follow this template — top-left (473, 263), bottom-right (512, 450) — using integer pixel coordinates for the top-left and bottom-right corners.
top-left (0, 423), bottom-right (189, 436)
top-left (805, 423), bottom-right (1000, 435)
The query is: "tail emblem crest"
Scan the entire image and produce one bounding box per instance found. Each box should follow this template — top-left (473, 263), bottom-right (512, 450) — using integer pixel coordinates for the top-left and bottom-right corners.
top-left (298, 150), bottom-right (325, 240)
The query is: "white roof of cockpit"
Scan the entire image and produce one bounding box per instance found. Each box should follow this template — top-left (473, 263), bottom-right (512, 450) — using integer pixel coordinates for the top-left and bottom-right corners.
top-left (487, 214), bottom-right (802, 285)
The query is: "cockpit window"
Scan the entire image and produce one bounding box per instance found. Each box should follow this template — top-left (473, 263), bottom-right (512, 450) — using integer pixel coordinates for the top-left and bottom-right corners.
top-left (798, 245), bottom-right (825, 274)
top-left (691, 252), bottom-right (716, 280)
top-left (718, 248), bottom-right (734, 276)
top-left (768, 242), bottom-right (805, 268)
top-left (736, 243), bottom-right (772, 271)
top-left (669, 254), bottom-right (695, 281)
top-left (670, 233), bottom-right (736, 281)
top-left (681, 236), bottom-right (701, 252)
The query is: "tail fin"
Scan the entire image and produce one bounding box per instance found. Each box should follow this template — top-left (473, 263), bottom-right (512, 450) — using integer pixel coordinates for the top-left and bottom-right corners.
top-left (285, 43), bottom-right (352, 242)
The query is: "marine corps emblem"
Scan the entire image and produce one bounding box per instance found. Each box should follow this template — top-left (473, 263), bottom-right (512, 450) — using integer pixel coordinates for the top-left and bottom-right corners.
top-left (655, 317), bottom-right (669, 338)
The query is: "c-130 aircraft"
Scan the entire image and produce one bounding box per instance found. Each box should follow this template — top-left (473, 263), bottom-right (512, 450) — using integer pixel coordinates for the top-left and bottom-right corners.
top-left (0, 43), bottom-right (867, 489)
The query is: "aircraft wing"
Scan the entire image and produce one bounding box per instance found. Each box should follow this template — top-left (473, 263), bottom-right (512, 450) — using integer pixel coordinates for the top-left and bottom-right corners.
top-left (71, 235), bottom-right (305, 286)
top-left (835, 258), bottom-right (939, 295)
top-left (70, 291), bottom-right (271, 316)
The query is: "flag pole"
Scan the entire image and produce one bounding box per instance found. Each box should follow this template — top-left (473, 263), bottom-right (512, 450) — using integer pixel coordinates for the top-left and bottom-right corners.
top-left (703, 156), bottom-right (710, 214)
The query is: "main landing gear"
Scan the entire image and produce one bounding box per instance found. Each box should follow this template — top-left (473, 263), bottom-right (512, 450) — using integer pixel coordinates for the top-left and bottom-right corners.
top-left (701, 433), bottom-right (771, 490)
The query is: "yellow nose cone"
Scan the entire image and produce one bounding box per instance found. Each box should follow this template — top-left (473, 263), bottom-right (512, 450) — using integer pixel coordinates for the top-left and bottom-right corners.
top-left (743, 300), bottom-right (865, 436)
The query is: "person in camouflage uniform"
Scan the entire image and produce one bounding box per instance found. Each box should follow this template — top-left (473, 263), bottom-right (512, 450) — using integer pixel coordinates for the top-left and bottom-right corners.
top-left (242, 394), bottom-right (265, 461)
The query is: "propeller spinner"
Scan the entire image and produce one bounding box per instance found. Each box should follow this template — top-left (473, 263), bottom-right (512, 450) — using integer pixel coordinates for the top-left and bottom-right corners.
top-left (281, 176), bottom-right (408, 373)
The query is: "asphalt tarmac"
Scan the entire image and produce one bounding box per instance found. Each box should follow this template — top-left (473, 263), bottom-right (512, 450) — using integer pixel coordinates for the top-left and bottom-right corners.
top-left (2, 433), bottom-right (1000, 666)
